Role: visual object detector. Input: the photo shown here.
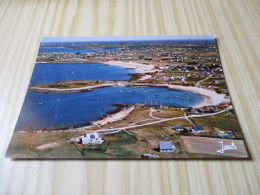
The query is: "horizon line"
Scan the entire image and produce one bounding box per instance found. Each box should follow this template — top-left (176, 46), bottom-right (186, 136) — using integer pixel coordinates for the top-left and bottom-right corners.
top-left (41, 35), bottom-right (215, 43)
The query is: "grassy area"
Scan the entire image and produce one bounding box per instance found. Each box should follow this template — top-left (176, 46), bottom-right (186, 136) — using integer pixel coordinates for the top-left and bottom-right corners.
top-left (36, 80), bottom-right (105, 89)
top-left (192, 110), bottom-right (243, 139)
top-left (128, 119), bottom-right (191, 141)
top-left (6, 131), bottom-right (85, 158)
top-left (152, 108), bottom-right (185, 118)
top-left (6, 131), bottom-right (146, 158)
top-left (71, 131), bottom-right (146, 158)
top-left (100, 106), bottom-right (153, 129)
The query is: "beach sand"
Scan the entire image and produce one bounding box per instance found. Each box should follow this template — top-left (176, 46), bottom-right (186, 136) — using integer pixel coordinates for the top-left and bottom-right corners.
top-left (138, 75), bottom-right (152, 80)
top-left (104, 60), bottom-right (156, 73)
top-left (91, 106), bottom-right (135, 126)
top-left (167, 85), bottom-right (230, 107)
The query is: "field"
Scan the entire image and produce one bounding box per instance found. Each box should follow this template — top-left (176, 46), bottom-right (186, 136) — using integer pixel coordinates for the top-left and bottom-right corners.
top-left (6, 131), bottom-right (148, 158)
top-left (192, 109), bottom-right (243, 139)
top-left (180, 136), bottom-right (248, 158)
top-left (36, 80), bottom-right (105, 89)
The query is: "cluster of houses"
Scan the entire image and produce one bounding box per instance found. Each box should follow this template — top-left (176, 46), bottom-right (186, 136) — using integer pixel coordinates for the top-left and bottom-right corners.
top-left (173, 124), bottom-right (205, 133)
top-left (187, 106), bottom-right (218, 114)
top-left (172, 124), bottom-right (234, 138)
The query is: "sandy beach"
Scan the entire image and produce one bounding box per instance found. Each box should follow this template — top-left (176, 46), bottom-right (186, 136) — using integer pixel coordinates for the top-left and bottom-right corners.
top-left (119, 82), bottom-right (230, 108)
top-left (104, 60), bottom-right (156, 73)
top-left (91, 106), bottom-right (135, 126)
top-left (138, 75), bottom-right (152, 80)
top-left (167, 85), bottom-right (230, 107)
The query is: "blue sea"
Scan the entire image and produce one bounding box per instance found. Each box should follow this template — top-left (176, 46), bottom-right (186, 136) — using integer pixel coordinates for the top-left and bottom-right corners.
top-left (14, 51), bottom-right (204, 130)
top-left (16, 86), bottom-right (203, 130)
top-left (30, 63), bottom-right (136, 85)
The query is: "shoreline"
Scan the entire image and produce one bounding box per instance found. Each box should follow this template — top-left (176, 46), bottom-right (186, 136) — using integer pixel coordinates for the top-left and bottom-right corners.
top-left (167, 85), bottom-right (230, 108)
top-left (27, 60), bottom-right (230, 131)
top-left (103, 60), bottom-right (157, 73)
top-left (91, 106), bottom-right (135, 126)
top-left (29, 82), bottom-right (230, 107)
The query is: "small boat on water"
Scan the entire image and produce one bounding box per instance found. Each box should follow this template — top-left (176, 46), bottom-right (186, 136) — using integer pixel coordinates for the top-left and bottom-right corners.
top-left (57, 99), bottom-right (61, 101)
top-left (38, 102), bottom-right (43, 105)
top-left (120, 90), bottom-right (123, 92)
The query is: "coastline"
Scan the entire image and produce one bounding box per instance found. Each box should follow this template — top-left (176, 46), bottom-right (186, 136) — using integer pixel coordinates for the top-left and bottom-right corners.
top-left (91, 106), bottom-right (135, 126)
top-left (28, 61), bottom-right (230, 131)
top-left (167, 85), bottom-right (230, 108)
top-left (103, 60), bottom-right (156, 73)
top-left (30, 81), bottom-right (230, 107)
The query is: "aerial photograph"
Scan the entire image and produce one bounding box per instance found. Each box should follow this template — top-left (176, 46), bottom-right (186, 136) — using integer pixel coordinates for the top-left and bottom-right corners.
top-left (6, 35), bottom-right (249, 159)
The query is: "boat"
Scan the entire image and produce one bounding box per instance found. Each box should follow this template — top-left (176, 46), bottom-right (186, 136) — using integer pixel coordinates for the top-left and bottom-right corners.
top-left (38, 102), bottom-right (43, 105)
top-left (57, 99), bottom-right (61, 101)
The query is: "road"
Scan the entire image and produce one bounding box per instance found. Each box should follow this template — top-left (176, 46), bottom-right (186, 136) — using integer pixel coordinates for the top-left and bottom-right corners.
top-left (95, 105), bottom-right (233, 133)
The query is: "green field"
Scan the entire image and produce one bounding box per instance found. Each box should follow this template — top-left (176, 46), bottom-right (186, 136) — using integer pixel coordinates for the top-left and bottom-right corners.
top-left (6, 131), bottom-right (146, 158)
top-left (192, 110), bottom-right (243, 139)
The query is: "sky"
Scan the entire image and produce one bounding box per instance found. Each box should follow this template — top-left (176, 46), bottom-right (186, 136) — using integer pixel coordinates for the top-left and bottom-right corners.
top-left (41, 35), bottom-right (215, 43)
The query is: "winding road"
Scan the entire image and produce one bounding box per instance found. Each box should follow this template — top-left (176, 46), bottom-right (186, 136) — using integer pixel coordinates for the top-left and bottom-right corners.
top-left (95, 105), bottom-right (233, 133)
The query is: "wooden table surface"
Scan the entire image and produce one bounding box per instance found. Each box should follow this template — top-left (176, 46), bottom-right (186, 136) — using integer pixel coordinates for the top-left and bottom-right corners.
top-left (0, 0), bottom-right (259, 194)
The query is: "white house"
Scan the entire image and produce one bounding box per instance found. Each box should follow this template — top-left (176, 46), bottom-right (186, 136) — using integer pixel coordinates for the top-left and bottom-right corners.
top-left (173, 125), bottom-right (183, 131)
top-left (80, 132), bottom-right (104, 145)
top-left (190, 125), bottom-right (205, 133)
top-left (178, 76), bottom-right (185, 81)
top-left (158, 141), bottom-right (175, 152)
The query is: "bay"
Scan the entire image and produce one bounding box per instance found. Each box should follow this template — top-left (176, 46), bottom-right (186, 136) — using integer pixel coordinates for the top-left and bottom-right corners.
top-left (15, 86), bottom-right (203, 130)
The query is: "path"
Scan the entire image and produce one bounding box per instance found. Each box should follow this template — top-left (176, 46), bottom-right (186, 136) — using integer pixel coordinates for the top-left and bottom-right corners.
top-left (95, 105), bottom-right (232, 133)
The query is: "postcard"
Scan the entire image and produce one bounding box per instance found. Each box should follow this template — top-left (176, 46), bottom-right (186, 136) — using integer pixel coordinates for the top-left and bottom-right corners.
top-left (6, 35), bottom-right (250, 159)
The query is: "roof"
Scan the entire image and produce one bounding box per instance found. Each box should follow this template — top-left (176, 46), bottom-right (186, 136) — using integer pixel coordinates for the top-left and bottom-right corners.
top-left (193, 125), bottom-right (204, 131)
top-left (174, 125), bottom-right (182, 129)
top-left (159, 141), bottom-right (173, 150)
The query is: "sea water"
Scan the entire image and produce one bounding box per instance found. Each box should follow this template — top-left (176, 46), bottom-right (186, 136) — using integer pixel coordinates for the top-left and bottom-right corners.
top-left (15, 86), bottom-right (203, 130)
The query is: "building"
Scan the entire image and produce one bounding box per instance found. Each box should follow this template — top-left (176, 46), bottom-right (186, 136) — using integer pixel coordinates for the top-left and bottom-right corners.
top-left (219, 74), bottom-right (224, 78)
top-left (158, 141), bottom-right (175, 152)
top-left (199, 73), bottom-right (205, 78)
top-left (178, 76), bottom-right (185, 81)
top-left (173, 125), bottom-right (183, 131)
top-left (80, 132), bottom-right (104, 145)
top-left (190, 125), bottom-right (205, 133)
top-left (187, 107), bottom-right (196, 113)
top-left (218, 131), bottom-right (229, 138)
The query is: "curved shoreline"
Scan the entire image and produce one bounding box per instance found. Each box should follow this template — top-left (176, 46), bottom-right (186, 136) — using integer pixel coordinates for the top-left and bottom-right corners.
top-left (29, 81), bottom-right (229, 108)
top-left (103, 60), bottom-right (157, 73)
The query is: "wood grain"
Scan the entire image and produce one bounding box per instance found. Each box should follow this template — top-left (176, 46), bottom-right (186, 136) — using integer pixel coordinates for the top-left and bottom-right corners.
top-left (0, 0), bottom-right (260, 194)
